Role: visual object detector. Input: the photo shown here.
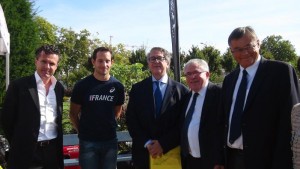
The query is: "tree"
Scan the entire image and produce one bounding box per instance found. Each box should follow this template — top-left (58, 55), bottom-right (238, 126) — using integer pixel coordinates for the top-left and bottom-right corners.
top-left (129, 47), bottom-right (147, 70)
top-left (56, 28), bottom-right (101, 90)
top-left (1, 0), bottom-right (40, 78)
top-left (34, 16), bottom-right (58, 45)
top-left (221, 48), bottom-right (237, 74)
top-left (0, 0), bottom-right (41, 104)
top-left (201, 45), bottom-right (222, 76)
top-left (183, 44), bottom-right (223, 83)
top-left (183, 45), bottom-right (204, 63)
top-left (110, 44), bottom-right (131, 65)
top-left (261, 35), bottom-right (298, 66)
top-left (111, 63), bottom-right (150, 92)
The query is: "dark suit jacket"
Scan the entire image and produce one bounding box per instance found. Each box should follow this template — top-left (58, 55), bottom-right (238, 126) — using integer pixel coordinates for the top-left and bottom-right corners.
top-left (1, 75), bottom-right (64, 169)
top-left (180, 82), bottom-right (221, 169)
top-left (126, 76), bottom-right (189, 169)
top-left (217, 58), bottom-right (300, 169)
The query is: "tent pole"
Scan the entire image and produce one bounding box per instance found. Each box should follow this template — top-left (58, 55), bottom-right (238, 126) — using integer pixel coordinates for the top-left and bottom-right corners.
top-left (5, 52), bottom-right (9, 90)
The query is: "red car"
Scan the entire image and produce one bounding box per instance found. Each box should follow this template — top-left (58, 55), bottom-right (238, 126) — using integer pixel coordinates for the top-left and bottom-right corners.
top-left (63, 134), bottom-right (80, 169)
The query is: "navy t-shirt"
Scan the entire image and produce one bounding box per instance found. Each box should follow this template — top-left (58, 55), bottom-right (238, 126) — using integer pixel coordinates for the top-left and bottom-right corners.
top-left (71, 75), bottom-right (125, 141)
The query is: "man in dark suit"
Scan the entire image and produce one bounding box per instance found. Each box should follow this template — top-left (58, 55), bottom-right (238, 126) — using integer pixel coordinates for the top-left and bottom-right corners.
top-left (180, 59), bottom-right (222, 169)
top-left (126, 47), bottom-right (189, 169)
top-left (214, 26), bottom-right (300, 169)
top-left (1, 45), bottom-right (64, 169)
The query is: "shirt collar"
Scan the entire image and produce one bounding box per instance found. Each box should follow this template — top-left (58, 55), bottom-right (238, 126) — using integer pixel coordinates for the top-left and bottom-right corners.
top-left (152, 74), bottom-right (168, 84)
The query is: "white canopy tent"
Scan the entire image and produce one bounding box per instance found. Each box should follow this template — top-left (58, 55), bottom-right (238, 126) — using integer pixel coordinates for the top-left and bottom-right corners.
top-left (0, 4), bottom-right (10, 90)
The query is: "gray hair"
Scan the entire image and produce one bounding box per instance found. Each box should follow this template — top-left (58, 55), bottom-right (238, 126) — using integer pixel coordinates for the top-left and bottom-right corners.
top-left (183, 59), bottom-right (209, 73)
top-left (147, 47), bottom-right (172, 64)
top-left (228, 26), bottom-right (259, 46)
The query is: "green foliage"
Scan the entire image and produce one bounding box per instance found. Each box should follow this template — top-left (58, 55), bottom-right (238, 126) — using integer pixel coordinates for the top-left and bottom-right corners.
top-left (34, 16), bottom-right (58, 45)
top-left (2, 0), bottom-right (40, 79)
top-left (210, 72), bottom-right (224, 84)
top-left (129, 47), bottom-right (147, 70)
top-left (56, 28), bottom-right (103, 90)
top-left (201, 45), bottom-right (222, 75)
top-left (184, 45), bottom-right (205, 63)
top-left (221, 48), bottom-right (238, 74)
top-left (0, 0), bottom-right (41, 104)
top-left (62, 101), bottom-right (76, 134)
top-left (110, 44), bottom-right (131, 64)
top-left (110, 63), bottom-right (150, 92)
top-left (182, 44), bottom-right (223, 80)
top-left (261, 35), bottom-right (298, 66)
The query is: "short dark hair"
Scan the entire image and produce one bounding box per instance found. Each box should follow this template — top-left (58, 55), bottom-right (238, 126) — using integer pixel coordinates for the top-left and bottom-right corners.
top-left (228, 26), bottom-right (258, 46)
top-left (91, 47), bottom-right (113, 60)
top-left (35, 45), bottom-right (60, 60)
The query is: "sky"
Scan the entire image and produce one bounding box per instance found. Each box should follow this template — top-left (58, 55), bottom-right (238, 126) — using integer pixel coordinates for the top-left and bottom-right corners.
top-left (33, 0), bottom-right (300, 55)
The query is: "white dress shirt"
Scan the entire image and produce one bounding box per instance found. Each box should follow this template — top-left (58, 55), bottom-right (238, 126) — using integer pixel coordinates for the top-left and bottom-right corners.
top-left (186, 81), bottom-right (208, 157)
top-left (227, 55), bottom-right (261, 149)
top-left (35, 72), bottom-right (58, 141)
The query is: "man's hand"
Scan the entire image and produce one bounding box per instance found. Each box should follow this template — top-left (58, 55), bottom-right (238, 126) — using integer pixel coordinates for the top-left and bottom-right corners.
top-left (147, 140), bottom-right (163, 158)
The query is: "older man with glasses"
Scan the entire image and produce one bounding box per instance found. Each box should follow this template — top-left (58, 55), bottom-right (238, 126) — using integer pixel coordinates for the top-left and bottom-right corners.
top-left (126, 47), bottom-right (189, 169)
top-left (214, 26), bottom-right (300, 169)
top-left (180, 59), bottom-right (222, 169)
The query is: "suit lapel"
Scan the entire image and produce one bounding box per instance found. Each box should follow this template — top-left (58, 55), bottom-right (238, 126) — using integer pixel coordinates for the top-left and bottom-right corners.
top-left (226, 70), bottom-right (240, 122)
top-left (55, 83), bottom-right (63, 116)
top-left (243, 58), bottom-right (267, 113)
top-left (28, 75), bottom-right (40, 111)
top-left (145, 77), bottom-right (156, 119)
top-left (200, 83), bottom-right (213, 128)
top-left (160, 78), bottom-right (174, 115)
top-left (183, 92), bottom-right (193, 116)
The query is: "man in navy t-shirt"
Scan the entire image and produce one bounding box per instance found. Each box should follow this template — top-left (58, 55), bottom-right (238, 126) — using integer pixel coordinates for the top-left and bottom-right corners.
top-left (70, 47), bottom-right (125, 169)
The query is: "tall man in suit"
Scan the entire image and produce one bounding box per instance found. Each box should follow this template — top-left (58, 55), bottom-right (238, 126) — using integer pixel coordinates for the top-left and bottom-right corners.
top-left (181, 59), bottom-right (222, 169)
top-left (126, 47), bottom-right (189, 169)
top-left (1, 45), bottom-right (64, 169)
top-left (214, 26), bottom-right (300, 169)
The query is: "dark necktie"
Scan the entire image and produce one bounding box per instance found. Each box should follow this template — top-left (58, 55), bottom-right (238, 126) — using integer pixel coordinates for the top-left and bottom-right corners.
top-left (229, 69), bottom-right (248, 144)
top-left (154, 81), bottom-right (162, 118)
top-left (181, 92), bottom-right (199, 155)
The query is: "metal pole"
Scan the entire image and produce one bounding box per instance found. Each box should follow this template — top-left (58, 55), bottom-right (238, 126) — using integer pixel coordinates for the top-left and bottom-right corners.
top-left (5, 52), bottom-right (9, 90)
top-left (169, 0), bottom-right (180, 82)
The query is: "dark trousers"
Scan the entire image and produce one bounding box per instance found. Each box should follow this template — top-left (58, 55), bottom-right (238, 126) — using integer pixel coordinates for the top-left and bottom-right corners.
top-left (226, 147), bottom-right (245, 169)
top-left (181, 154), bottom-right (202, 169)
top-left (29, 139), bottom-right (59, 169)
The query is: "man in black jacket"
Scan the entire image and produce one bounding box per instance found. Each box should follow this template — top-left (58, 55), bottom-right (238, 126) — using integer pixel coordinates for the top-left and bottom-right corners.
top-left (180, 59), bottom-right (222, 169)
top-left (1, 45), bottom-right (64, 169)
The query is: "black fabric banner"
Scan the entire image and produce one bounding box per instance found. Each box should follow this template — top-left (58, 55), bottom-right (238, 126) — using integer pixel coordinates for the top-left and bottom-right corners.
top-left (169, 0), bottom-right (180, 82)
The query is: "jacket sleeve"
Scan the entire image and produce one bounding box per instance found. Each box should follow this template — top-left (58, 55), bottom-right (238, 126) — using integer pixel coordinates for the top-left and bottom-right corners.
top-left (158, 85), bottom-right (189, 153)
top-left (126, 84), bottom-right (149, 146)
top-left (1, 82), bottom-right (19, 143)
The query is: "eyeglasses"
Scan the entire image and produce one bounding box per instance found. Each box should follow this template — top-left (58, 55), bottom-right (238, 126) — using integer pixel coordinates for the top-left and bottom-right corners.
top-left (231, 44), bottom-right (257, 54)
top-left (149, 56), bottom-right (166, 63)
top-left (184, 71), bottom-right (206, 78)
